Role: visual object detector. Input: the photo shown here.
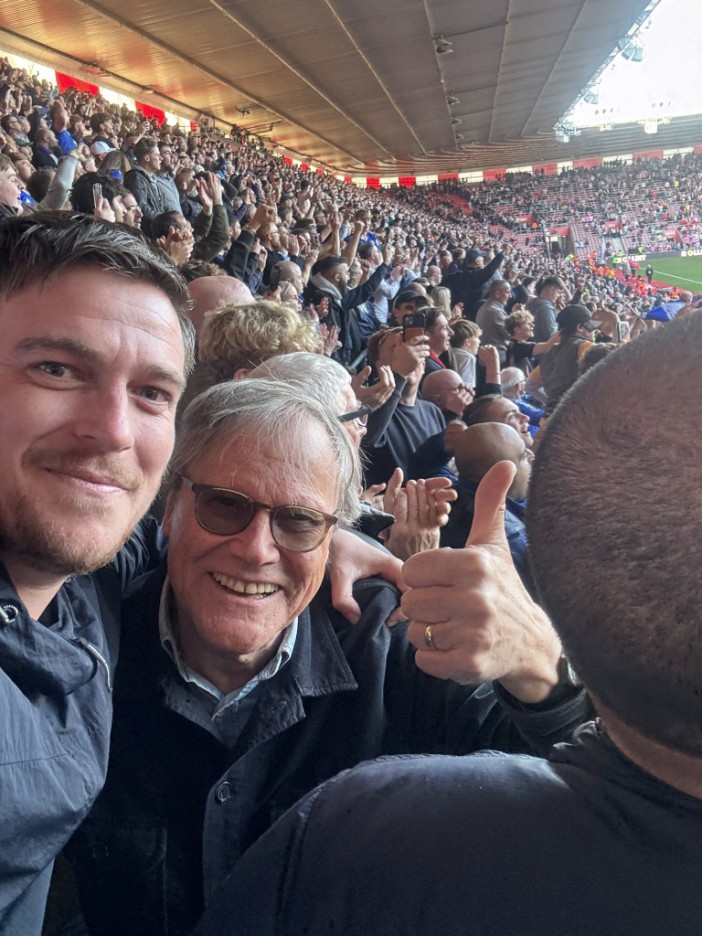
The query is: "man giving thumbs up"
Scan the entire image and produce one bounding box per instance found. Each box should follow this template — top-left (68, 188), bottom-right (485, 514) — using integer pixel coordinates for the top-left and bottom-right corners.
top-left (196, 317), bottom-right (702, 936)
top-left (404, 460), bottom-right (566, 704)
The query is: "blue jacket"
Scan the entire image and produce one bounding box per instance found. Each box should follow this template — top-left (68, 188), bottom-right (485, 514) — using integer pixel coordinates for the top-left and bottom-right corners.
top-left (440, 480), bottom-right (534, 595)
top-left (0, 521), bottom-right (163, 935)
top-left (66, 567), bottom-right (589, 936)
top-left (194, 723), bottom-right (702, 936)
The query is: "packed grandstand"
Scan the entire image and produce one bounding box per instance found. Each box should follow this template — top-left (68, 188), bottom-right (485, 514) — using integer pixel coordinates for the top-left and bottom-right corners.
top-left (2, 53), bottom-right (699, 321)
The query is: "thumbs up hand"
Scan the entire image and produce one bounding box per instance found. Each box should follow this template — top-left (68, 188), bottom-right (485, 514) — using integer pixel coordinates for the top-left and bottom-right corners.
top-left (402, 461), bottom-right (562, 702)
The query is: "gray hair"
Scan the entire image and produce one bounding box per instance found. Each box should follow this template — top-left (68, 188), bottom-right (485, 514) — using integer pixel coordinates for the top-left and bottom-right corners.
top-left (249, 353), bottom-right (351, 415)
top-left (0, 210), bottom-right (195, 375)
top-left (171, 378), bottom-right (361, 525)
top-left (500, 367), bottom-right (526, 397)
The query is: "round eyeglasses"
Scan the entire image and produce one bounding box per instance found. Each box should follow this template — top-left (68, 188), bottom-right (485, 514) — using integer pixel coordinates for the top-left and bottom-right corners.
top-left (180, 478), bottom-right (338, 553)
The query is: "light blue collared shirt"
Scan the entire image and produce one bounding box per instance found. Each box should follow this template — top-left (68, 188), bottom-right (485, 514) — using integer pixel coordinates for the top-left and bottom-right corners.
top-left (158, 576), bottom-right (297, 726)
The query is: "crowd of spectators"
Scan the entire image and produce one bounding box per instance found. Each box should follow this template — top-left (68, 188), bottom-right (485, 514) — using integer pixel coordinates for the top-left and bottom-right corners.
top-left (1, 59), bottom-right (698, 317)
top-left (421, 154), bottom-right (702, 257)
top-left (1, 53), bottom-right (702, 936)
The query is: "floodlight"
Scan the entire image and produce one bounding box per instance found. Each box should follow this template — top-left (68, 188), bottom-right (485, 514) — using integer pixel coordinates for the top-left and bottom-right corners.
top-left (435, 37), bottom-right (454, 54)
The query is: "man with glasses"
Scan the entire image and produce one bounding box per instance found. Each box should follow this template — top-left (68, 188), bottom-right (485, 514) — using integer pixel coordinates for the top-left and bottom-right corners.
top-left (194, 315), bottom-right (702, 936)
top-left (339, 400), bottom-right (371, 430)
top-left (67, 378), bottom-right (589, 936)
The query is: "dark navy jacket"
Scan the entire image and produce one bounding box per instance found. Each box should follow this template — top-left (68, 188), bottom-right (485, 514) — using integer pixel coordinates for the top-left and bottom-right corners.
top-left (0, 521), bottom-right (163, 935)
top-left (194, 723), bottom-right (702, 936)
top-left (67, 567), bottom-right (588, 936)
top-left (302, 264), bottom-right (389, 365)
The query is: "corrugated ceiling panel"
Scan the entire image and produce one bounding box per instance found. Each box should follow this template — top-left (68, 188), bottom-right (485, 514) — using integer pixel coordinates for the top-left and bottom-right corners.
top-left (0, 0), bottom-right (673, 172)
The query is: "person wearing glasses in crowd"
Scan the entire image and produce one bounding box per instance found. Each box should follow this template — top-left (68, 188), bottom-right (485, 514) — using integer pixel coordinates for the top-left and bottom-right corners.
top-left (249, 351), bottom-right (456, 558)
top-left (66, 378), bottom-right (589, 936)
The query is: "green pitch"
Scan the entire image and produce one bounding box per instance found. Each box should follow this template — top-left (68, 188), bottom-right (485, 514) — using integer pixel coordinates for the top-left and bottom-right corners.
top-left (646, 255), bottom-right (702, 292)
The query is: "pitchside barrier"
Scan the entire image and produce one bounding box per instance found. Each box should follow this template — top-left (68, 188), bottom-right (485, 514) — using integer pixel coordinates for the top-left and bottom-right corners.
top-left (623, 250), bottom-right (684, 261)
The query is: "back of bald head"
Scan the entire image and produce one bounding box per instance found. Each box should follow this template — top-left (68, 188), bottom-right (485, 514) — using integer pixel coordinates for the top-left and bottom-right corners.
top-left (188, 275), bottom-right (253, 338)
top-left (528, 312), bottom-right (702, 755)
top-left (453, 422), bottom-right (524, 484)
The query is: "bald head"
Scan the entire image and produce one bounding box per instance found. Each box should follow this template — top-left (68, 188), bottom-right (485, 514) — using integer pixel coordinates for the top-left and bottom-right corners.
top-left (406, 282), bottom-right (428, 298)
top-left (422, 369), bottom-right (462, 409)
top-left (188, 276), bottom-right (253, 338)
top-left (453, 422), bottom-right (531, 501)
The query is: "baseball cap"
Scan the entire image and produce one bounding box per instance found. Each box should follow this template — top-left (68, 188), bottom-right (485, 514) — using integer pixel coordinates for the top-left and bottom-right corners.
top-left (393, 289), bottom-right (424, 307)
top-left (557, 304), bottom-right (597, 332)
top-left (465, 248), bottom-right (486, 263)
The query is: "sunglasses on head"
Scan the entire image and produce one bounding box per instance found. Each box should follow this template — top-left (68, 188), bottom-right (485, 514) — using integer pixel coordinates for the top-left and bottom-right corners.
top-left (180, 478), bottom-right (337, 553)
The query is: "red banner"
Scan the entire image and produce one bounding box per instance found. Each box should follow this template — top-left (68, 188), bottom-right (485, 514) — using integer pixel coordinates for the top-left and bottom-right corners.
top-left (533, 163), bottom-right (557, 175)
top-left (573, 158), bottom-right (603, 169)
top-left (366, 177), bottom-right (380, 189)
top-left (55, 72), bottom-right (99, 95)
top-left (135, 102), bottom-right (166, 125)
top-left (399, 177), bottom-right (416, 188)
top-left (483, 169), bottom-right (506, 181)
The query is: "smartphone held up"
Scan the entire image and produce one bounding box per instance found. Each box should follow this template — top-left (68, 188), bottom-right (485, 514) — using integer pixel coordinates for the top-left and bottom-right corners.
top-left (403, 312), bottom-right (426, 343)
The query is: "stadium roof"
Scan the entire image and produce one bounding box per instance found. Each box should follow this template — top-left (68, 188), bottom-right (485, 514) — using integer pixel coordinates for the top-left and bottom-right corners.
top-left (2, 0), bottom-right (701, 174)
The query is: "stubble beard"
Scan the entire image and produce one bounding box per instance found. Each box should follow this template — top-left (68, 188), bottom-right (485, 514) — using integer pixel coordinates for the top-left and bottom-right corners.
top-left (0, 447), bottom-right (159, 578)
top-left (0, 487), bottom-right (140, 578)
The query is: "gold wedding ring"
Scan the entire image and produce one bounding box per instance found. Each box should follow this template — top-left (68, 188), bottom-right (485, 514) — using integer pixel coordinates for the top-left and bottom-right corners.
top-left (424, 625), bottom-right (436, 650)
